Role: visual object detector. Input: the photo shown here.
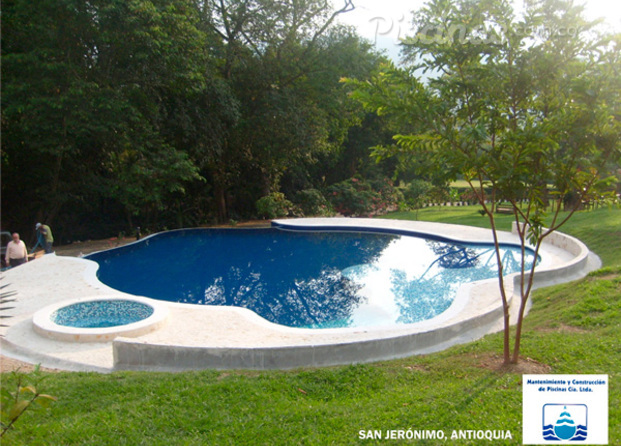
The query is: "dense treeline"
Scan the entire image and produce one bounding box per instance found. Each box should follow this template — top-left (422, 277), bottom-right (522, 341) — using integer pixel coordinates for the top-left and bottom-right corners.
top-left (1, 0), bottom-right (397, 243)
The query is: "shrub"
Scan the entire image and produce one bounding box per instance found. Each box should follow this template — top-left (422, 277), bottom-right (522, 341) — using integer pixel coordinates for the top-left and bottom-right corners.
top-left (401, 179), bottom-right (433, 210)
top-left (1, 367), bottom-right (57, 437)
top-left (459, 189), bottom-right (479, 204)
top-left (293, 189), bottom-right (333, 217)
top-left (255, 192), bottom-right (294, 219)
top-left (326, 177), bottom-right (399, 217)
top-left (369, 178), bottom-right (402, 213)
top-left (427, 185), bottom-right (451, 204)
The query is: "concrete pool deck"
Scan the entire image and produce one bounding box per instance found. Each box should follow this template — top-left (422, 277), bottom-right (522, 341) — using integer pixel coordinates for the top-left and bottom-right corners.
top-left (0, 218), bottom-right (601, 372)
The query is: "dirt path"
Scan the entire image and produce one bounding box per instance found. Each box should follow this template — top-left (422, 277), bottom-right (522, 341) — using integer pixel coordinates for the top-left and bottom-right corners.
top-left (0, 356), bottom-right (62, 373)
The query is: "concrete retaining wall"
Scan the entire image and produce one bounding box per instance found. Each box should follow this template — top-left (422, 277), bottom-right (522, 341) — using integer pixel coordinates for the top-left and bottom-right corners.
top-left (113, 304), bottom-right (504, 371)
top-left (511, 222), bottom-right (596, 291)
top-left (111, 220), bottom-right (598, 371)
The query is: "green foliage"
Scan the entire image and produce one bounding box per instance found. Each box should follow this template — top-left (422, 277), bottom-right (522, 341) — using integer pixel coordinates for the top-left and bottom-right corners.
top-left (347, 1), bottom-right (620, 220)
top-left (346, 0), bottom-right (620, 364)
top-left (327, 178), bottom-right (373, 216)
top-left (326, 177), bottom-right (400, 217)
top-left (370, 178), bottom-right (402, 212)
top-left (459, 189), bottom-right (481, 204)
top-left (400, 179), bottom-right (433, 210)
top-left (1, 367), bottom-right (57, 437)
top-left (292, 189), bottom-right (333, 217)
top-left (1, 0), bottom-right (221, 235)
top-left (255, 192), bottom-right (295, 219)
top-left (1, 0), bottom-right (388, 238)
top-left (204, 0), bottom-right (384, 223)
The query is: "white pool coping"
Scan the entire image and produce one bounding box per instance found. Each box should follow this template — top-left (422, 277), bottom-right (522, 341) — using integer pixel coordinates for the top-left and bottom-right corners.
top-left (0, 218), bottom-right (601, 372)
top-left (32, 295), bottom-right (169, 343)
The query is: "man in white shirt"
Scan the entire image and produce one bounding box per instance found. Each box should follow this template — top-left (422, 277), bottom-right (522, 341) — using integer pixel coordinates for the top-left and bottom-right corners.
top-left (5, 232), bottom-right (28, 267)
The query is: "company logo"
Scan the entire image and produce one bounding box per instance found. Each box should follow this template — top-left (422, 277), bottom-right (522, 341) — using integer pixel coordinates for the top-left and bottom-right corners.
top-left (523, 375), bottom-right (607, 445)
top-left (542, 404), bottom-right (587, 441)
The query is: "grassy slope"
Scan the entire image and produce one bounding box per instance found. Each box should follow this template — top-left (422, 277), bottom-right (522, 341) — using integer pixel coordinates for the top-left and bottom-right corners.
top-left (387, 205), bottom-right (621, 266)
top-left (2, 207), bottom-right (619, 445)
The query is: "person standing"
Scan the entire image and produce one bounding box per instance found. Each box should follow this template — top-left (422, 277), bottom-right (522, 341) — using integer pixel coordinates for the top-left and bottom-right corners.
top-left (34, 222), bottom-right (54, 254)
top-left (5, 232), bottom-right (28, 267)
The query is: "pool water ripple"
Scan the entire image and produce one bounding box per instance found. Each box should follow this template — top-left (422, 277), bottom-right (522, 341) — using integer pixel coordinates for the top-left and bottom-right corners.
top-left (53, 300), bottom-right (154, 328)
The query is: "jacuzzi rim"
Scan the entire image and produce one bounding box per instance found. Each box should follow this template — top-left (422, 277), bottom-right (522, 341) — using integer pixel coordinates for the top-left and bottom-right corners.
top-left (33, 295), bottom-right (169, 342)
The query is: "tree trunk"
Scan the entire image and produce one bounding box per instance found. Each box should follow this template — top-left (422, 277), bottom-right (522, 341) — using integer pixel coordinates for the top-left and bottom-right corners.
top-left (214, 182), bottom-right (228, 223)
top-left (126, 209), bottom-right (134, 233)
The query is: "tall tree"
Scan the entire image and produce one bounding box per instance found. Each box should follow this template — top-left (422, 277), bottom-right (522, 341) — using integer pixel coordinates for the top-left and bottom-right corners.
top-left (1, 0), bottom-right (230, 236)
top-left (199, 0), bottom-right (357, 221)
top-left (2, 0), bottom-right (101, 231)
top-left (2, 0), bottom-right (391, 235)
top-left (347, 0), bottom-right (620, 364)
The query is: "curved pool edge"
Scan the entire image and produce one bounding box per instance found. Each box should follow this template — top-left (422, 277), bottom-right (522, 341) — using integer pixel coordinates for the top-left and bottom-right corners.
top-left (113, 306), bottom-right (503, 371)
top-left (32, 295), bottom-right (169, 343)
top-left (111, 218), bottom-right (596, 371)
top-left (0, 218), bottom-right (599, 372)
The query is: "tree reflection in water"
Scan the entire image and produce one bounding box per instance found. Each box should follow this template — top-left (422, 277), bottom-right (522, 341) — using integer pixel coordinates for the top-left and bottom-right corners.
top-left (89, 229), bottom-right (537, 329)
top-left (91, 229), bottom-right (392, 328)
top-left (390, 241), bottom-right (534, 324)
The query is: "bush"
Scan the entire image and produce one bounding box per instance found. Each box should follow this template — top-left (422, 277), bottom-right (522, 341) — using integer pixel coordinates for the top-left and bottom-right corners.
top-left (401, 179), bottom-right (433, 210)
top-left (369, 178), bottom-right (402, 212)
top-left (293, 189), bottom-right (333, 217)
top-left (459, 189), bottom-right (480, 204)
top-left (326, 177), bottom-right (399, 217)
top-left (427, 185), bottom-right (451, 204)
top-left (255, 192), bottom-right (294, 219)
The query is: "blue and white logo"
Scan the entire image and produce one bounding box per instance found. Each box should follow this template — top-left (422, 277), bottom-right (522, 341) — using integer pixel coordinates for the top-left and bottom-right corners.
top-left (542, 404), bottom-right (587, 441)
top-left (524, 375), bottom-right (607, 444)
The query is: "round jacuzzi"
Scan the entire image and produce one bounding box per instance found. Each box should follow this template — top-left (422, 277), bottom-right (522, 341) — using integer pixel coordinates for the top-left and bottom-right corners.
top-left (33, 296), bottom-right (169, 342)
top-left (53, 300), bottom-right (154, 328)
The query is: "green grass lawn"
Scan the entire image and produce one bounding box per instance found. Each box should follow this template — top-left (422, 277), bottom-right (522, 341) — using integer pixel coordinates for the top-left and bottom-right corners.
top-left (386, 205), bottom-right (621, 267)
top-left (2, 207), bottom-right (619, 445)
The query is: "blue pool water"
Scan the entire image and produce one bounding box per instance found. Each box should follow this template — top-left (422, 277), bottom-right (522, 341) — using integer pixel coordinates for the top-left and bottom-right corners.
top-left (52, 300), bottom-right (154, 328)
top-left (87, 228), bottom-right (536, 329)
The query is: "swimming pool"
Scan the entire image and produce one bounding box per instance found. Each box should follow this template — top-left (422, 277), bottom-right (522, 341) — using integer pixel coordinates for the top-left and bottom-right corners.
top-left (3, 217), bottom-right (593, 371)
top-left (87, 227), bottom-right (536, 329)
